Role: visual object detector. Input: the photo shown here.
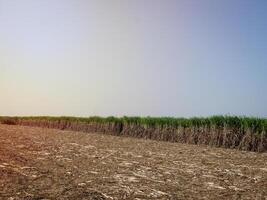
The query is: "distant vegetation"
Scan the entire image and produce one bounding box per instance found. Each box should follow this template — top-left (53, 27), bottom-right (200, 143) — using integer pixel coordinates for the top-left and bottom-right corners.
top-left (1, 115), bottom-right (266, 132)
top-left (0, 115), bottom-right (266, 129)
top-left (0, 116), bottom-right (266, 152)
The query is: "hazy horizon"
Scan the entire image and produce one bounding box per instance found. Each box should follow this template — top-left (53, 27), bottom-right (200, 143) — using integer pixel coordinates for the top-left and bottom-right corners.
top-left (1, 0), bottom-right (267, 118)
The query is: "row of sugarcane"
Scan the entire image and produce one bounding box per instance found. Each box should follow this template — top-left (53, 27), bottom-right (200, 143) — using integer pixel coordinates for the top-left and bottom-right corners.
top-left (0, 116), bottom-right (266, 152)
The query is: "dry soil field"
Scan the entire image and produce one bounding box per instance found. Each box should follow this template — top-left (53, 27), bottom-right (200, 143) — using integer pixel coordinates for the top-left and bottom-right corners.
top-left (0, 125), bottom-right (266, 200)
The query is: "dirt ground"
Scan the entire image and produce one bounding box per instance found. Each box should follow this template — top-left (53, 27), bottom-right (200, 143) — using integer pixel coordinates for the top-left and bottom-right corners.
top-left (0, 125), bottom-right (266, 200)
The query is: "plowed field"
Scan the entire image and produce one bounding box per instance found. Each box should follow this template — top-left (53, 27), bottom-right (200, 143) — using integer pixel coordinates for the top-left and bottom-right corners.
top-left (0, 125), bottom-right (266, 200)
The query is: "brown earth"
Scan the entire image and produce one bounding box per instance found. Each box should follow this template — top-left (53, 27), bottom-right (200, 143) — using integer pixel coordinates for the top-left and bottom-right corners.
top-left (0, 125), bottom-right (266, 200)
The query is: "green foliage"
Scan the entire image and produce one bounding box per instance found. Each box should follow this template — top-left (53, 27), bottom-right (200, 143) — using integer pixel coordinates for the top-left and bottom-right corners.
top-left (0, 115), bottom-right (266, 134)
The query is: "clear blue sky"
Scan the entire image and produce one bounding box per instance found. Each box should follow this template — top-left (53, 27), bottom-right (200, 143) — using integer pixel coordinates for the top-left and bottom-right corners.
top-left (0, 0), bottom-right (266, 117)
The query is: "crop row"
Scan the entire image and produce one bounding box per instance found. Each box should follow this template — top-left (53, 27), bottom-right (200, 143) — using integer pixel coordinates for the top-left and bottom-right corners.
top-left (0, 116), bottom-right (266, 152)
top-left (1, 116), bottom-right (266, 133)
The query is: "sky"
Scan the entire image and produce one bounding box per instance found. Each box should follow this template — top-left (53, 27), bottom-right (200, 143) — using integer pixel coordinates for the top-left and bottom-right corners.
top-left (0, 0), bottom-right (266, 117)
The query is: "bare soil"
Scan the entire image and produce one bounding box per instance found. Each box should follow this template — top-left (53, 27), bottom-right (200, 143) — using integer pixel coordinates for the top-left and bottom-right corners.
top-left (0, 125), bottom-right (266, 200)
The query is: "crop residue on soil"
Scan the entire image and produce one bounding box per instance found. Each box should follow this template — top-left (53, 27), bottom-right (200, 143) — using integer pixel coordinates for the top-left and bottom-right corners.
top-left (0, 125), bottom-right (266, 199)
